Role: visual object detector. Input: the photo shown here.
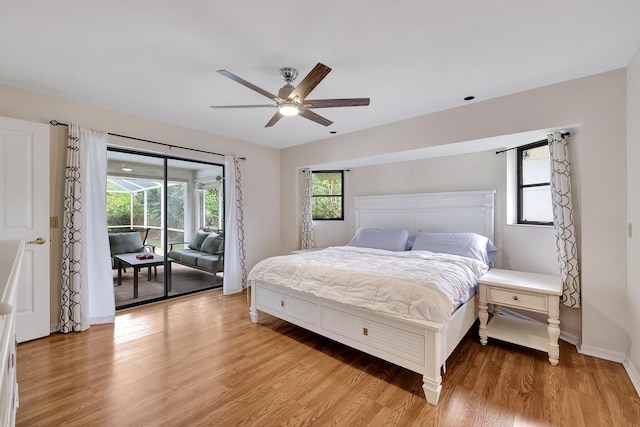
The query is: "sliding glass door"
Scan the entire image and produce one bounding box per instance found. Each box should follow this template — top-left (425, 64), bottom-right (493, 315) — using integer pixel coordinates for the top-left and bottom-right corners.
top-left (107, 149), bottom-right (224, 309)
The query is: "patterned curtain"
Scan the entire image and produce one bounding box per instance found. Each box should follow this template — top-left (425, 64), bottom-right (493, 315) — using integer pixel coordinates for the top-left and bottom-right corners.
top-left (301, 169), bottom-right (314, 249)
top-left (59, 123), bottom-right (114, 332)
top-left (223, 155), bottom-right (247, 294)
top-left (59, 125), bottom-right (83, 332)
top-left (548, 132), bottom-right (581, 308)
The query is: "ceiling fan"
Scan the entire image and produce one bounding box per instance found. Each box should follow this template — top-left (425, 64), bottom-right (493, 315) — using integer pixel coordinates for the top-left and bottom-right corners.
top-left (210, 63), bottom-right (370, 127)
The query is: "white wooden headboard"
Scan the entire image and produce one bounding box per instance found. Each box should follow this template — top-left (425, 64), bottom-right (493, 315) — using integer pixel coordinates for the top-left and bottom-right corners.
top-left (354, 190), bottom-right (495, 241)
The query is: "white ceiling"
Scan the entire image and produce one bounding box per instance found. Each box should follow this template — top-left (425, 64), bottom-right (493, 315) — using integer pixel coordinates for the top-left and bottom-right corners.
top-left (1, 1), bottom-right (639, 149)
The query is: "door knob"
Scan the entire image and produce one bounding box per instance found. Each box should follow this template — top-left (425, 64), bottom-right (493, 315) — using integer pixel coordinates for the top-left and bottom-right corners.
top-left (27, 237), bottom-right (46, 245)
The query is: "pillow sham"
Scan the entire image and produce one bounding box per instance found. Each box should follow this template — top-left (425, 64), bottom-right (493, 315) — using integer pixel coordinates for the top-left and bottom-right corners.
top-left (411, 231), bottom-right (497, 265)
top-left (347, 227), bottom-right (409, 252)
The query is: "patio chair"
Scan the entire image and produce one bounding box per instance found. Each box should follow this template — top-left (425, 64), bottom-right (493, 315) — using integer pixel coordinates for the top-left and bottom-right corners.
top-left (108, 229), bottom-right (156, 276)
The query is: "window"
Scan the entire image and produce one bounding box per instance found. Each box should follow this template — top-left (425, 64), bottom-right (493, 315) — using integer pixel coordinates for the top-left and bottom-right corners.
top-left (196, 180), bottom-right (223, 230)
top-left (517, 141), bottom-right (553, 225)
top-left (312, 170), bottom-right (344, 220)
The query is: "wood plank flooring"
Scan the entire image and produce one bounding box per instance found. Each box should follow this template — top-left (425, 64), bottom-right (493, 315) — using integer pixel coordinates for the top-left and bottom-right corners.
top-left (16, 290), bottom-right (640, 426)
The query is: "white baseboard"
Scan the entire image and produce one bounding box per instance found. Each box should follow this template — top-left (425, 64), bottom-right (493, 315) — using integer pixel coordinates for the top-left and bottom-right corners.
top-left (90, 315), bottom-right (115, 325)
top-left (50, 316), bottom-right (115, 333)
top-left (559, 330), bottom-right (580, 346)
top-left (623, 359), bottom-right (640, 398)
top-left (577, 343), bottom-right (627, 363)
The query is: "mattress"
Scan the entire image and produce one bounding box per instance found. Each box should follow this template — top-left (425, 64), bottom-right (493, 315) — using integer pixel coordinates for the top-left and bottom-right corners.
top-left (248, 246), bottom-right (488, 324)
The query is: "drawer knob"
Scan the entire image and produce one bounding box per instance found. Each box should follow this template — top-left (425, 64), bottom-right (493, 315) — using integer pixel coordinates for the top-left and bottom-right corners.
top-left (363, 327), bottom-right (368, 336)
top-left (512, 296), bottom-right (519, 301)
top-left (280, 300), bottom-right (285, 308)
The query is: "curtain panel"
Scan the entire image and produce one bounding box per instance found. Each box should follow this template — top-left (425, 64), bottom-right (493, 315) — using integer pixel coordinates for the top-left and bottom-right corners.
top-left (301, 169), bottom-right (314, 249)
top-left (548, 132), bottom-right (581, 308)
top-left (59, 123), bottom-right (114, 333)
top-left (223, 154), bottom-right (247, 294)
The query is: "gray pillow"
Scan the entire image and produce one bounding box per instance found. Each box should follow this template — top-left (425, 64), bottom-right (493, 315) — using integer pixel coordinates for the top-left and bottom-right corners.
top-left (411, 232), bottom-right (497, 265)
top-left (188, 230), bottom-right (210, 251)
top-left (347, 227), bottom-right (409, 251)
top-left (109, 232), bottom-right (144, 256)
top-left (200, 233), bottom-right (224, 254)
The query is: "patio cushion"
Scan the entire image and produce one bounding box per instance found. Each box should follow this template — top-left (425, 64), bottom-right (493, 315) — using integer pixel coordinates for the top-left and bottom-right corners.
top-left (188, 230), bottom-right (211, 251)
top-left (180, 251), bottom-right (206, 267)
top-left (200, 233), bottom-right (224, 255)
top-left (109, 232), bottom-right (144, 256)
top-left (196, 255), bottom-right (223, 272)
top-left (167, 248), bottom-right (198, 262)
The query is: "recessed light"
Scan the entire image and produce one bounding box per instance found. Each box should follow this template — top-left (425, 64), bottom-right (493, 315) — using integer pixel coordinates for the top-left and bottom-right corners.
top-left (464, 96), bottom-right (475, 101)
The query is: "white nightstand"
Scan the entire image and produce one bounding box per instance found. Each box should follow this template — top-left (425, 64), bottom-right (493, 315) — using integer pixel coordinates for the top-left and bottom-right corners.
top-left (477, 268), bottom-right (562, 365)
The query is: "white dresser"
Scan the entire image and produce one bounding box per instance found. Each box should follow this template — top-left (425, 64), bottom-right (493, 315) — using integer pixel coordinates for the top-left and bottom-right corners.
top-left (0, 240), bottom-right (24, 426)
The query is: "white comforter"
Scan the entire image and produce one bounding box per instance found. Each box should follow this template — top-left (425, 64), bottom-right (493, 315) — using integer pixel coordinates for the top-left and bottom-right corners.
top-left (248, 246), bottom-right (489, 324)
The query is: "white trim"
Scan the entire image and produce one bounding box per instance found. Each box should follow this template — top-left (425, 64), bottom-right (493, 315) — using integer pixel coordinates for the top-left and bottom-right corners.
top-left (89, 315), bottom-right (116, 325)
top-left (559, 330), bottom-right (580, 347)
top-left (623, 359), bottom-right (640, 398)
top-left (577, 343), bottom-right (627, 364)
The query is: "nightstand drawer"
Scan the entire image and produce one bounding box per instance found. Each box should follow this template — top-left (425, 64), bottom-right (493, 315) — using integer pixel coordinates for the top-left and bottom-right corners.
top-left (487, 287), bottom-right (548, 312)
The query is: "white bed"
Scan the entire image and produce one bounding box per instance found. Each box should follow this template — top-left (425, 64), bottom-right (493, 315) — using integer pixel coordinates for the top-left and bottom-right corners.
top-left (249, 190), bottom-right (495, 405)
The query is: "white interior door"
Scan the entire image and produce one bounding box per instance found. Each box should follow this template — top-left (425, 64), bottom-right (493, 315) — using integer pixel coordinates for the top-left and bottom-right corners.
top-left (0, 116), bottom-right (50, 343)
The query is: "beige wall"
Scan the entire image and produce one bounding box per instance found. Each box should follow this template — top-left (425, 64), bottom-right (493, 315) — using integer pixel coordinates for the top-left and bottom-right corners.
top-left (0, 83), bottom-right (281, 329)
top-left (627, 48), bottom-right (640, 383)
top-left (281, 70), bottom-right (628, 356)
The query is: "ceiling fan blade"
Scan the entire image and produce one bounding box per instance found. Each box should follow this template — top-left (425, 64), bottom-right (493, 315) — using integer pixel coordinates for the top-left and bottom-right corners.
top-left (217, 70), bottom-right (283, 102)
top-left (303, 98), bottom-right (370, 109)
top-left (299, 109), bottom-right (333, 127)
top-left (287, 63), bottom-right (331, 102)
top-left (210, 104), bottom-right (276, 109)
top-left (265, 111), bottom-right (283, 127)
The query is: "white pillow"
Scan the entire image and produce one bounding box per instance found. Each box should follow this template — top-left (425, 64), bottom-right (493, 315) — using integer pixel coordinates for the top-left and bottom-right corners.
top-left (347, 228), bottom-right (409, 251)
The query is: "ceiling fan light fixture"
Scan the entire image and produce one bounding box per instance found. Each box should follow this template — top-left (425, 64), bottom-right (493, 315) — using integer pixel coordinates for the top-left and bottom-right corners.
top-left (279, 102), bottom-right (299, 116)
top-left (213, 63), bottom-right (369, 127)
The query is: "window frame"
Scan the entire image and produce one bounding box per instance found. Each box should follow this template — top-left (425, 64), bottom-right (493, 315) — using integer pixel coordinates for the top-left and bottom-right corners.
top-left (517, 140), bottom-right (554, 226)
top-left (311, 170), bottom-right (344, 221)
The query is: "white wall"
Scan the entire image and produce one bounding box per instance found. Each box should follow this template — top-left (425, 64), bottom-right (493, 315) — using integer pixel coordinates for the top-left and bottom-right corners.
top-left (0, 83), bottom-right (281, 328)
top-left (281, 70), bottom-right (627, 356)
top-left (627, 48), bottom-right (640, 388)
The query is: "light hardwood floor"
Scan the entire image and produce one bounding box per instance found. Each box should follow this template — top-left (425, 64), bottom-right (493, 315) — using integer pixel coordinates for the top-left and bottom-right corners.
top-left (16, 290), bottom-right (640, 426)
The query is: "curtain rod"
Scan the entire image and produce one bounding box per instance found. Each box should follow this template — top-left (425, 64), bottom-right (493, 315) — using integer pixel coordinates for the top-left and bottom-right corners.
top-left (49, 120), bottom-right (246, 160)
top-left (495, 132), bottom-right (571, 155)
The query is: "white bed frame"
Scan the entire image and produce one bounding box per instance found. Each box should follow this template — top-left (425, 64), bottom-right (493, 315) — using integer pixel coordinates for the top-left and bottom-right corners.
top-left (250, 190), bottom-right (495, 405)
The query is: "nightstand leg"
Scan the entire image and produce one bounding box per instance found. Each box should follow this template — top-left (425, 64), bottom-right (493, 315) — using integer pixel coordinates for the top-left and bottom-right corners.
top-left (493, 305), bottom-right (501, 316)
top-left (547, 315), bottom-right (560, 365)
top-left (479, 300), bottom-right (489, 346)
top-left (547, 295), bottom-right (560, 365)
